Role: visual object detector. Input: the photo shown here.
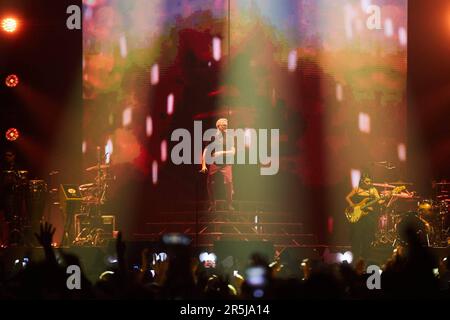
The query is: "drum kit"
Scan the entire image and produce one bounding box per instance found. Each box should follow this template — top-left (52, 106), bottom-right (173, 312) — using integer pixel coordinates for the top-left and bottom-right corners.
top-left (1, 155), bottom-right (114, 247)
top-left (373, 180), bottom-right (449, 248)
top-left (71, 162), bottom-right (114, 246)
top-left (1, 169), bottom-right (48, 246)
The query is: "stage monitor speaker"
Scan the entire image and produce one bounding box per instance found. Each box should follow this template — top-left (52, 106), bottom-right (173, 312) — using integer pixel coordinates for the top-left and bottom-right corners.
top-left (214, 240), bottom-right (274, 271)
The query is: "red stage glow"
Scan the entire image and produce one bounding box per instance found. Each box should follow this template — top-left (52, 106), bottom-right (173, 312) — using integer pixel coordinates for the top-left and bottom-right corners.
top-left (5, 128), bottom-right (19, 141)
top-left (5, 74), bottom-right (19, 87)
top-left (1, 17), bottom-right (18, 33)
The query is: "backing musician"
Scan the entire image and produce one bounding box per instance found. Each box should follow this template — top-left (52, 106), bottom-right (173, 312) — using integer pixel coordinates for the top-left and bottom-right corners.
top-left (345, 172), bottom-right (385, 261)
top-left (0, 149), bottom-right (26, 244)
top-left (1, 149), bottom-right (20, 219)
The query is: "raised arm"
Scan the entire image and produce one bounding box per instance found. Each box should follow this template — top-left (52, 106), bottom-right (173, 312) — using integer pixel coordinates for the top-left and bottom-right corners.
top-left (345, 188), bottom-right (357, 206)
top-left (35, 222), bottom-right (57, 265)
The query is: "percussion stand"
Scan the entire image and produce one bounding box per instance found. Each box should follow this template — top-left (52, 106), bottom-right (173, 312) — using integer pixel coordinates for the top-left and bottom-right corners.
top-left (83, 168), bottom-right (107, 246)
top-left (74, 149), bottom-right (111, 246)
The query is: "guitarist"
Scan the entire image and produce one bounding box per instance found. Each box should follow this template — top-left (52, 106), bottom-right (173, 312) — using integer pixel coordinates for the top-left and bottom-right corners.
top-left (345, 173), bottom-right (384, 261)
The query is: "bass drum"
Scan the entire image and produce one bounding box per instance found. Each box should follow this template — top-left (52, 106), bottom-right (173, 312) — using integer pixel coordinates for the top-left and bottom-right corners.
top-left (417, 199), bottom-right (437, 223)
top-left (395, 211), bottom-right (432, 246)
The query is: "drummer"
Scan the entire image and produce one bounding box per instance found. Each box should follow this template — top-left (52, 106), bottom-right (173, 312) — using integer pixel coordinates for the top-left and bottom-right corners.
top-left (1, 148), bottom-right (19, 212)
top-left (1, 149), bottom-right (16, 242)
top-left (0, 148), bottom-right (29, 245)
top-left (3, 149), bottom-right (17, 170)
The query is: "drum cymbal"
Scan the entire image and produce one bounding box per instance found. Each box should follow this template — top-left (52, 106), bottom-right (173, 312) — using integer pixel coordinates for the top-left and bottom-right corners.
top-left (29, 179), bottom-right (45, 182)
top-left (373, 183), bottom-right (395, 188)
top-left (392, 192), bottom-right (415, 199)
top-left (388, 181), bottom-right (413, 185)
top-left (434, 181), bottom-right (450, 185)
top-left (79, 183), bottom-right (95, 190)
top-left (85, 164), bottom-right (110, 172)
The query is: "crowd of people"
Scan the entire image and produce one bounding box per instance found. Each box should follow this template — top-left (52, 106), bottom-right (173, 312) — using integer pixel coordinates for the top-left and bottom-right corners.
top-left (0, 222), bottom-right (448, 300)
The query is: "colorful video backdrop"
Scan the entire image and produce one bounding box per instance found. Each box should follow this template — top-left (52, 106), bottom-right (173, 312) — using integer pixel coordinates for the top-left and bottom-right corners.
top-left (83, 0), bottom-right (407, 240)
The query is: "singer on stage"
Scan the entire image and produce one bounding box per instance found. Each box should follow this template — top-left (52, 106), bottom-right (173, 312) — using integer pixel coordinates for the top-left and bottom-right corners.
top-left (200, 118), bottom-right (235, 212)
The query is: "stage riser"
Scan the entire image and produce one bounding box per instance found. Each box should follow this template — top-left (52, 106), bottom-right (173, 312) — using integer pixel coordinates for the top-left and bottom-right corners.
top-left (143, 224), bottom-right (305, 234)
top-left (149, 212), bottom-right (300, 223)
top-left (163, 201), bottom-right (283, 213)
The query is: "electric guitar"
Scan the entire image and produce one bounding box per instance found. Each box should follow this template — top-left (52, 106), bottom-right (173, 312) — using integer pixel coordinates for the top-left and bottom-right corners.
top-left (345, 186), bottom-right (405, 223)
